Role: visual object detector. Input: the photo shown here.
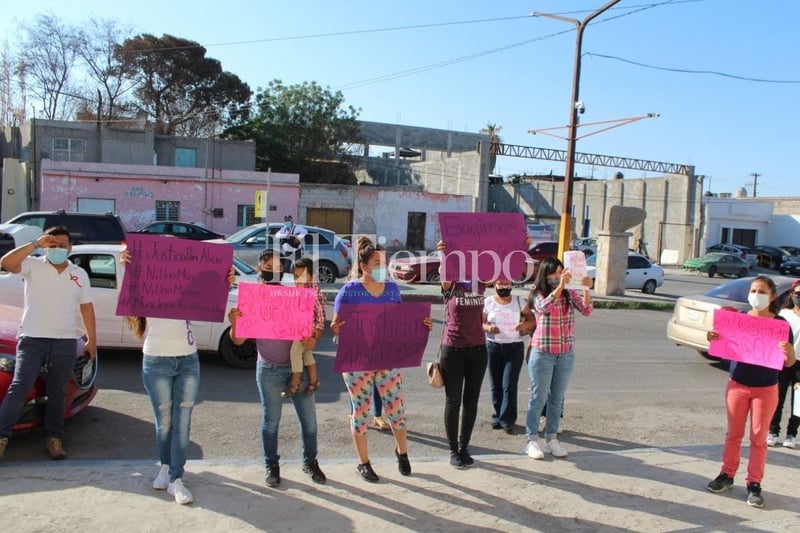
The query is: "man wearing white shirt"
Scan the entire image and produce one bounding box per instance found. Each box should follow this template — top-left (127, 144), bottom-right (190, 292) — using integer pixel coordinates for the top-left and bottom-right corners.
top-left (0, 226), bottom-right (96, 460)
top-left (275, 214), bottom-right (308, 271)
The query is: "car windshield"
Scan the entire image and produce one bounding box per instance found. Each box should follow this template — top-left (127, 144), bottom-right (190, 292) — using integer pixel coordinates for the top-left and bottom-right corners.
top-left (703, 278), bottom-right (752, 303)
top-left (226, 226), bottom-right (260, 242)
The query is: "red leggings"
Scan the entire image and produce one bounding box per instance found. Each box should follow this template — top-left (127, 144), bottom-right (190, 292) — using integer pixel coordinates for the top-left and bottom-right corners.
top-left (721, 379), bottom-right (778, 484)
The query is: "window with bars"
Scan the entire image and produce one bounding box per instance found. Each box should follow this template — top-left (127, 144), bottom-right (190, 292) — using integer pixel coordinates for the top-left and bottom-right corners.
top-left (53, 138), bottom-right (86, 161)
top-left (155, 200), bottom-right (180, 221)
top-left (237, 204), bottom-right (260, 228)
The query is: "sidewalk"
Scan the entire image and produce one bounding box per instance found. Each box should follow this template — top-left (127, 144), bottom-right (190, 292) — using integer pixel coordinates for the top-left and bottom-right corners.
top-left (2, 445), bottom-right (799, 532)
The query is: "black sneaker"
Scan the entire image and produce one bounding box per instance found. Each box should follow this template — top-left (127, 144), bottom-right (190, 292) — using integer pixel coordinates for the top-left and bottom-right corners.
top-left (449, 451), bottom-right (465, 468)
top-left (302, 460), bottom-right (327, 484)
top-left (491, 421), bottom-right (502, 430)
top-left (502, 425), bottom-right (514, 435)
top-left (707, 472), bottom-right (733, 493)
top-left (746, 482), bottom-right (764, 508)
top-left (357, 462), bottom-right (379, 483)
top-left (395, 448), bottom-right (412, 476)
top-left (459, 448), bottom-right (475, 467)
top-left (265, 462), bottom-right (280, 487)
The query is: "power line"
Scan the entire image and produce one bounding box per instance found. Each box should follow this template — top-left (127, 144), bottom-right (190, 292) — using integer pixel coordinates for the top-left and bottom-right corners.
top-left (585, 52), bottom-right (800, 84)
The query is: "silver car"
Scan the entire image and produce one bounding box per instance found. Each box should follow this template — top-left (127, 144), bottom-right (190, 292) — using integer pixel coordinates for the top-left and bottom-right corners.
top-left (666, 275), bottom-right (796, 358)
top-left (222, 223), bottom-right (351, 283)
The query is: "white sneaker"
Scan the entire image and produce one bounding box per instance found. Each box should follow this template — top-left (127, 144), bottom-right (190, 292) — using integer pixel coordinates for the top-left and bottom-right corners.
top-left (167, 478), bottom-right (194, 505)
top-left (783, 436), bottom-right (796, 449)
top-left (525, 440), bottom-right (544, 460)
top-left (544, 438), bottom-right (568, 458)
top-left (152, 464), bottom-right (169, 490)
top-left (766, 433), bottom-right (779, 446)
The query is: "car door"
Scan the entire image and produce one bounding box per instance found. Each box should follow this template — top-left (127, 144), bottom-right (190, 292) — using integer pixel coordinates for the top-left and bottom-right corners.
top-left (718, 255), bottom-right (736, 275)
top-left (70, 252), bottom-right (126, 345)
top-left (235, 227), bottom-right (269, 266)
top-left (625, 256), bottom-right (650, 289)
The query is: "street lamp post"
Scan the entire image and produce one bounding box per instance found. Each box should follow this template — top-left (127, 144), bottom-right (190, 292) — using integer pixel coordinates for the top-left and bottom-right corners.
top-left (533, 0), bottom-right (621, 259)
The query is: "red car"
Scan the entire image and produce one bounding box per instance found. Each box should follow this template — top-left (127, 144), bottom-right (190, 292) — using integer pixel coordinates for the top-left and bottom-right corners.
top-left (0, 304), bottom-right (98, 432)
top-left (389, 251), bottom-right (444, 283)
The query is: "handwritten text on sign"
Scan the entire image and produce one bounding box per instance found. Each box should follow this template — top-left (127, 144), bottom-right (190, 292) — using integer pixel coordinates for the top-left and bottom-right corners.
top-left (709, 309), bottom-right (789, 370)
top-left (334, 302), bottom-right (432, 372)
top-left (235, 282), bottom-right (316, 340)
top-left (438, 212), bottom-right (528, 282)
top-left (116, 234), bottom-right (232, 322)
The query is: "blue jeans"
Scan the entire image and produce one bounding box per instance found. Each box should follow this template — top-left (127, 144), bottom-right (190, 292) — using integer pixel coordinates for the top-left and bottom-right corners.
top-left (525, 349), bottom-right (575, 439)
top-left (487, 340), bottom-right (525, 429)
top-left (142, 354), bottom-right (200, 482)
top-left (0, 337), bottom-right (77, 439)
top-left (256, 361), bottom-right (318, 466)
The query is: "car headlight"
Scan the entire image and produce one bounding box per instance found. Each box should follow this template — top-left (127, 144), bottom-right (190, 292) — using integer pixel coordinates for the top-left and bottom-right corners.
top-left (0, 355), bottom-right (15, 372)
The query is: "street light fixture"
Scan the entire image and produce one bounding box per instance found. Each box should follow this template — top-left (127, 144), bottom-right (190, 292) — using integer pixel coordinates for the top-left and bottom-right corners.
top-left (532, 0), bottom-right (621, 259)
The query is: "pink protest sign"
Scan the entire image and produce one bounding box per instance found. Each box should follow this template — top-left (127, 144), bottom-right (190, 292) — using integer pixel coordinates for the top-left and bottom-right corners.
top-left (333, 302), bottom-right (432, 372)
top-left (709, 309), bottom-right (790, 370)
top-left (235, 282), bottom-right (316, 340)
top-left (438, 212), bottom-right (528, 282)
top-left (116, 234), bottom-right (233, 322)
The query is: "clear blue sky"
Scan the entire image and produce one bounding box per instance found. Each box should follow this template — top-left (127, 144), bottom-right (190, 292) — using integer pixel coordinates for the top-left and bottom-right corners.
top-left (3, 0), bottom-right (798, 197)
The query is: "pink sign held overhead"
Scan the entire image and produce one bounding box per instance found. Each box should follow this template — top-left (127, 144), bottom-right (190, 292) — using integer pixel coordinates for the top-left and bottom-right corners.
top-left (116, 234), bottom-right (233, 322)
top-left (333, 302), bottom-right (432, 372)
top-left (438, 212), bottom-right (528, 282)
top-left (235, 282), bottom-right (316, 340)
top-left (709, 309), bottom-right (790, 370)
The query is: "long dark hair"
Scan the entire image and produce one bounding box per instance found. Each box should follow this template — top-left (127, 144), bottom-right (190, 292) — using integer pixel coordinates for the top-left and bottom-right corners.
top-left (532, 257), bottom-right (564, 299)
top-left (751, 275), bottom-right (780, 315)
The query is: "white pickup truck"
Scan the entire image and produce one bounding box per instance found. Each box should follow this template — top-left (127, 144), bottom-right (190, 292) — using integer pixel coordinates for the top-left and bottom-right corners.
top-left (0, 244), bottom-right (259, 369)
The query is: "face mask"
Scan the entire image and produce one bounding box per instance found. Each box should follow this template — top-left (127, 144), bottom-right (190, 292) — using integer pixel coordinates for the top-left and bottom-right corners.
top-left (370, 267), bottom-right (387, 282)
top-left (792, 295), bottom-right (800, 308)
top-left (283, 221), bottom-right (292, 228)
top-left (747, 292), bottom-right (770, 311)
top-left (547, 276), bottom-right (560, 288)
top-left (495, 288), bottom-right (512, 297)
top-left (46, 248), bottom-right (68, 265)
top-left (260, 270), bottom-right (279, 283)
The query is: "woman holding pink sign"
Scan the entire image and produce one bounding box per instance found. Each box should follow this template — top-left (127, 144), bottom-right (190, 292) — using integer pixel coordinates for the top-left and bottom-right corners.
top-left (706, 276), bottom-right (796, 508)
top-left (768, 279), bottom-right (800, 449)
top-left (330, 236), bottom-right (433, 483)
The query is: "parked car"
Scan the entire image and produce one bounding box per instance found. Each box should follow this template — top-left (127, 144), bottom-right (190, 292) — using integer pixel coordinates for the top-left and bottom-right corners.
top-left (682, 253), bottom-right (750, 278)
top-left (778, 245), bottom-right (800, 258)
top-left (585, 252), bottom-right (664, 294)
top-left (751, 245), bottom-right (792, 270)
top-left (666, 275), bottom-right (796, 358)
top-left (573, 237), bottom-right (597, 256)
top-left (389, 251), bottom-right (443, 283)
top-left (706, 243), bottom-right (757, 267)
top-left (0, 223), bottom-right (43, 263)
top-left (779, 257), bottom-right (800, 277)
top-left (4, 210), bottom-right (126, 245)
top-left (131, 221), bottom-right (223, 241)
top-left (220, 223), bottom-right (351, 283)
top-left (0, 304), bottom-right (98, 432)
top-left (0, 244), bottom-right (258, 369)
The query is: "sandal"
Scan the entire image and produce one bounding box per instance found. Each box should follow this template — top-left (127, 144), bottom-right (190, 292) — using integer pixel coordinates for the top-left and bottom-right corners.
top-left (281, 382), bottom-right (301, 398)
top-left (303, 381), bottom-right (321, 396)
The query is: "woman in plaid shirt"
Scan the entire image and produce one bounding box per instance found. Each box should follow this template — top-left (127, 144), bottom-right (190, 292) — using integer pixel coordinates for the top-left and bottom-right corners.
top-left (524, 257), bottom-right (592, 460)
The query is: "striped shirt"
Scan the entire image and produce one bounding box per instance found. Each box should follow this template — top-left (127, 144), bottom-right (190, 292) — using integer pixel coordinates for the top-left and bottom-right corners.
top-left (530, 289), bottom-right (593, 354)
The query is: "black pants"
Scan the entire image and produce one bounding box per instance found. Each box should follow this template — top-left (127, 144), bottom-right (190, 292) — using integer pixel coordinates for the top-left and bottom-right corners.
top-left (440, 344), bottom-right (488, 453)
top-left (769, 363), bottom-right (799, 437)
top-left (487, 340), bottom-right (525, 430)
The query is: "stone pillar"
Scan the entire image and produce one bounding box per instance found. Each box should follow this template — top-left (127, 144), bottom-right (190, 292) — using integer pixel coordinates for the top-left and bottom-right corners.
top-left (594, 231), bottom-right (631, 296)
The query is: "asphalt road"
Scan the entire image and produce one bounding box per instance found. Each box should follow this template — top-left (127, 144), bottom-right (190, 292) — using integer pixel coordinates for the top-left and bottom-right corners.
top-left (3, 280), bottom-right (739, 464)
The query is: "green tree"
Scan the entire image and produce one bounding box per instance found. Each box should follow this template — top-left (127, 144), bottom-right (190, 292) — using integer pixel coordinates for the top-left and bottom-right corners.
top-left (224, 80), bottom-right (361, 179)
top-left (116, 34), bottom-right (251, 135)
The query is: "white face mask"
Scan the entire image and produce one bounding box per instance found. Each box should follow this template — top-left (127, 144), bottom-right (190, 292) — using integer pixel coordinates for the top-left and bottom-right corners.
top-left (747, 292), bottom-right (770, 311)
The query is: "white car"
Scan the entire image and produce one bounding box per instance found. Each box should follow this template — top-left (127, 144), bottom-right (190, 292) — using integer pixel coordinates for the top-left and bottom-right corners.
top-left (0, 244), bottom-right (259, 369)
top-left (586, 252), bottom-right (664, 294)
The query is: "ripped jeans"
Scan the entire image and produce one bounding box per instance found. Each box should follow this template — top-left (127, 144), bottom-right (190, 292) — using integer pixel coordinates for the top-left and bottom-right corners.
top-left (142, 353), bottom-right (200, 482)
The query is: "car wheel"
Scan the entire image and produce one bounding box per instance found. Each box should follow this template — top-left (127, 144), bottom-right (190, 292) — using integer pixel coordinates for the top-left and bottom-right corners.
top-left (642, 279), bottom-right (657, 294)
top-left (708, 266), bottom-right (717, 278)
top-left (317, 261), bottom-right (336, 284)
top-left (426, 271), bottom-right (441, 283)
top-left (218, 328), bottom-right (257, 369)
top-left (737, 268), bottom-right (747, 278)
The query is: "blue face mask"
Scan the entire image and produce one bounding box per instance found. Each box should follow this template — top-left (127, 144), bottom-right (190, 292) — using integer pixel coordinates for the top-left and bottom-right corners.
top-left (46, 247), bottom-right (69, 265)
top-left (370, 266), bottom-right (387, 282)
top-left (283, 221), bottom-right (292, 228)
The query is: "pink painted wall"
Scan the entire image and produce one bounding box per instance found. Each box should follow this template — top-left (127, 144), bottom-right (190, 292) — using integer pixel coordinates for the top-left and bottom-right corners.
top-left (39, 160), bottom-right (300, 234)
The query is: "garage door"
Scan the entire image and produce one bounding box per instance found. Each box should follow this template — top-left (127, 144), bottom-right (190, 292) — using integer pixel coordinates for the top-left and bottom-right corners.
top-left (306, 208), bottom-right (352, 235)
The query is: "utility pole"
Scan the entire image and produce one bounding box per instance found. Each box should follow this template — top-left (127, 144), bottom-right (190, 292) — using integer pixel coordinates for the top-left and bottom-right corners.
top-left (749, 172), bottom-right (760, 198)
top-left (532, 0), bottom-right (621, 259)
